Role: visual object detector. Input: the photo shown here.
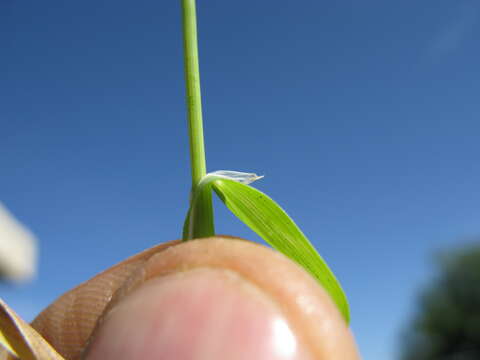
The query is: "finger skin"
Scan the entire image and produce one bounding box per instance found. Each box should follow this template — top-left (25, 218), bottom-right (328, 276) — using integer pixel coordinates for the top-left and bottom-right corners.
top-left (27, 236), bottom-right (360, 360)
top-left (30, 240), bottom-right (181, 359)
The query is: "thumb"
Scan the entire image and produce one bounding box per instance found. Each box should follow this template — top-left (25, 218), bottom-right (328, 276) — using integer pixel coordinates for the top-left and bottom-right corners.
top-left (32, 236), bottom-right (360, 360)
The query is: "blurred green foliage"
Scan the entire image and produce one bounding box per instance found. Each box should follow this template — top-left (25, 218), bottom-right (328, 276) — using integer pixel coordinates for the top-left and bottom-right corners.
top-left (401, 243), bottom-right (480, 359)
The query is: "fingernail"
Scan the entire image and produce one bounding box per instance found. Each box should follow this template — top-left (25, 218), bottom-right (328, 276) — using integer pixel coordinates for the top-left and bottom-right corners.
top-left (84, 268), bottom-right (313, 360)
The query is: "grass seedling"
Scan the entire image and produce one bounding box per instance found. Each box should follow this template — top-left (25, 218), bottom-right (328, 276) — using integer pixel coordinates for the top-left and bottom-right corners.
top-left (180, 0), bottom-right (350, 323)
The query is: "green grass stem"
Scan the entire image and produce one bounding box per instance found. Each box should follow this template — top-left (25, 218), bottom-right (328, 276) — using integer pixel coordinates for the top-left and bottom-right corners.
top-left (181, 0), bottom-right (214, 238)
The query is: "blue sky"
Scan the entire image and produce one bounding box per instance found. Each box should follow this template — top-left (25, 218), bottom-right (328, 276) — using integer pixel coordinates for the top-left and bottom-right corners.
top-left (1, 1), bottom-right (480, 359)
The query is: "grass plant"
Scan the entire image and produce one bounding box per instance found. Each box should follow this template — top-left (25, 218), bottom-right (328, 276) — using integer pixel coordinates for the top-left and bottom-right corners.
top-left (180, 0), bottom-right (350, 323)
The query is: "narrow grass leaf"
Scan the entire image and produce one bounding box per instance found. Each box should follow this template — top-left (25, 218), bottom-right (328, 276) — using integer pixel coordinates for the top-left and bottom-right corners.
top-left (211, 178), bottom-right (350, 323)
top-left (0, 298), bottom-right (65, 360)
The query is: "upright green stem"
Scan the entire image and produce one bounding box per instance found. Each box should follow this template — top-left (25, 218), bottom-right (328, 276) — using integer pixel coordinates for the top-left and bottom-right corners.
top-left (182, 0), bottom-right (206, 185)
top-left (181, 0), bottom-right (214, 238)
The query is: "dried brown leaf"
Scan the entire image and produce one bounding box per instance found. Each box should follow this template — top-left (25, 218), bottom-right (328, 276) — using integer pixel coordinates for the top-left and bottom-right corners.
top-left (0, 298), bottom-right (65, 360)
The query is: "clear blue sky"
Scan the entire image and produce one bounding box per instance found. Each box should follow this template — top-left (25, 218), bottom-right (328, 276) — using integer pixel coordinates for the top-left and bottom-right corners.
top-left (1, 1), bottom-right (479, 359)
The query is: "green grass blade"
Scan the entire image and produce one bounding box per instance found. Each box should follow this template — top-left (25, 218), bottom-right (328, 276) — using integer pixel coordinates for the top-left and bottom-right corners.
top-left (212, 178), bottom-right (350, 323)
